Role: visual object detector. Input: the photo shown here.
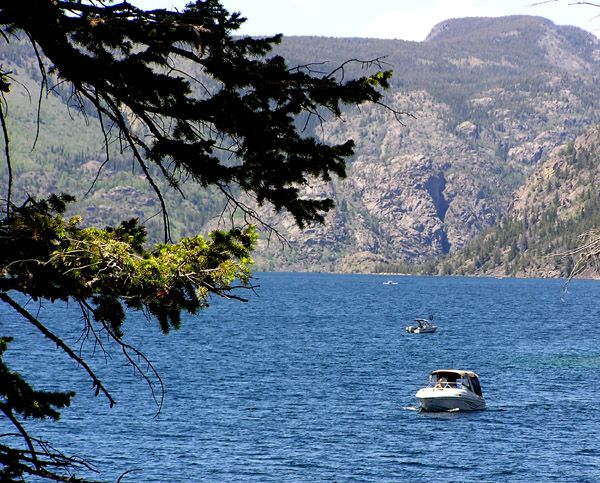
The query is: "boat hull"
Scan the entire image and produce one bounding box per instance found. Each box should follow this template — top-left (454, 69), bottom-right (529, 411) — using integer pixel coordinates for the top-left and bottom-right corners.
top-left (416, 387), bottom-right (485, 411)
top-left (405, 326), bottom-right (437, 334)
top-left (413, 327), bottom-right (436, 333)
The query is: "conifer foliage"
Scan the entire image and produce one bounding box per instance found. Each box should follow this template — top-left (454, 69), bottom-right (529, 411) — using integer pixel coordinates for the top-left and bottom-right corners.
top-left (0, 1), bottom-right (393, 480)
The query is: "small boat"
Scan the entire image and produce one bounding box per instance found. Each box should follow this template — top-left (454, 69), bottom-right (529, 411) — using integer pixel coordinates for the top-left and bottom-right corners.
top-left (405, 317), bottom-right (437, 334)
top-left (383, 280), bottom-right (398, 285)
top-left (415, 369), bottom-right (486, 411)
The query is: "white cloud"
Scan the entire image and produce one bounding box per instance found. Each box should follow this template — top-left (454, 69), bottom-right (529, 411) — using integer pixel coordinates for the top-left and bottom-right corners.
top-left (361, 0), bottom-right (505, 40)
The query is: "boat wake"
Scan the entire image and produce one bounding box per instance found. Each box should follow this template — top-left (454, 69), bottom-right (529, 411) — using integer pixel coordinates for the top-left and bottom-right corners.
top-left (400, 405), bottom-right (420, 411)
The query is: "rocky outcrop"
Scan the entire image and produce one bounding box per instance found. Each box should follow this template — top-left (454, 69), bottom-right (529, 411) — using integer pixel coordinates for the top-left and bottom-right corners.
top-left (435, 125), bottom-right (600, 279)
top-left (251, 17), bottom-right (600, 272)
top-left (254, 78), bottom-right (593, 272)
top-left (4, 15), bottom-right (600, 274)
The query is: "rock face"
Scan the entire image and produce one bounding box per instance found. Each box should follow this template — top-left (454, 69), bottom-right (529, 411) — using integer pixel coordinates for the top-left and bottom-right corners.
top-left (511, 127), bottom-right (600, 219)
top-left (434, 124), bottom-right (600, 279)
top-left (250, 16), bottom-right (600, 272)
top-left (3, 16), bottom-right (600, 273)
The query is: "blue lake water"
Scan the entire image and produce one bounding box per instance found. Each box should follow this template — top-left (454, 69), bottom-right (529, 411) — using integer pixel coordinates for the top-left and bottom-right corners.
top-left (2, 272), bottom-right (600, 482)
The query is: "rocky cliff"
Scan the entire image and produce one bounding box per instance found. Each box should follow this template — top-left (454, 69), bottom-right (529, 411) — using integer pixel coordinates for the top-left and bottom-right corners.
top-left (252, 16), bottom-right (600, 272)
top-left (419, 124), bottom-right (600, 279)
top-left (2, 15), bottom-right (600, 275)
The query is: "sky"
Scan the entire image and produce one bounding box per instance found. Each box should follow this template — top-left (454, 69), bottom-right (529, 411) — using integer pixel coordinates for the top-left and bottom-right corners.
top-left (129, 0), bottom-right (600, 41)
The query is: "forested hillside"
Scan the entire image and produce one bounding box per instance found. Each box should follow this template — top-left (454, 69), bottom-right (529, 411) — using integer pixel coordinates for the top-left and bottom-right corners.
top-left (2, 15), bottom-right (600, 274)
top-left (396, 126), bottom-right (600, 278)
top-left (255, 15), bottom-right (600, 272)
top-left (0, 35), bottom-right (226, 241)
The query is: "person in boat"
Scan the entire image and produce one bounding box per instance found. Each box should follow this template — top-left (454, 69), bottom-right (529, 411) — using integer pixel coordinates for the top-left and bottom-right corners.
top-left (435, 377), bottom-right (448, 389)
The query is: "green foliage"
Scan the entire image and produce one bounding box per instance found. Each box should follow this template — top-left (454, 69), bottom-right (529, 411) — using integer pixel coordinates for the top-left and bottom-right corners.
top-left (1, 194), bottom-right (256, 336)
top-left (0, 1), bottom-right (395, 480)
top-left (0, 336), bottom-right (81, 481)
top-left (0, 337), bottom-right (74, 421)
top-left (367, 70), bottom-right (393, 88)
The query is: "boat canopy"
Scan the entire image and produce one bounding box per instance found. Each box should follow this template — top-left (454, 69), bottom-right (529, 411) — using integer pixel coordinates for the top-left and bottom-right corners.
top-left (431, 369), bottom-right (478, 378)
top-left (414, 318), bottom-right (433, 326)
top-left (429, 370), bottom-right (483, 396)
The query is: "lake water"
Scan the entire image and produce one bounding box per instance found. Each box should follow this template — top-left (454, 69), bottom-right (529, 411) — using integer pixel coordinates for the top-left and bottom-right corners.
top-left (2, 273), bottom-right (600, 482)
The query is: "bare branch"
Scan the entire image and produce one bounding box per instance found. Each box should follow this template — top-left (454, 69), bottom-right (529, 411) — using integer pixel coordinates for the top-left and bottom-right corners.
top-left (570, 1), bottom-right (600, 7)
top-left (325, 56), bottom-right (391, 80)
top-left (374, 100), bottom-right (416, 125)
top-left (0, 435), bottom-right (100, 481)
top-left (23, 32), bottom-right (49, 151)
top-left (0, 404), bottom-right (41, 473)
top-left (0, 292), bottom-right (117, 408)
top-left (79, 300), bottom-right (165, 415)
top-left (554, 228), bottom-right (600, 282)
top-left (216, 182), bottom-right (289, 248)
top-left (0, 94), bottom-right (12, 217)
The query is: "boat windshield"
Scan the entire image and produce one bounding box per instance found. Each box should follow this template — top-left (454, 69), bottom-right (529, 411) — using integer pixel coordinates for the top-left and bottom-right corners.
top-left (429, 372), bottom-right (473, 390)
top-left (469, 376), bottom-right (483, 396)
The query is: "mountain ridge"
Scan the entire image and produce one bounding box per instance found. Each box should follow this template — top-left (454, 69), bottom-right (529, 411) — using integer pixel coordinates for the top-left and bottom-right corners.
top-left (255, 15), bottom-right (600, 271)
top-left (2, 15), bottom-right (600, 275)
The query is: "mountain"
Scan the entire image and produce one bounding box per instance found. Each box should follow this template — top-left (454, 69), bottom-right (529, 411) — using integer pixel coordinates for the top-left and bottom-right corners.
top-left (416, 125), bottom-right (600, 279)
top-left (2, 16), bottom-right (600, 274)
top-left (252, 16), bottom-right (600, 272)
top-left (0, 35), bottom-right (225, 241)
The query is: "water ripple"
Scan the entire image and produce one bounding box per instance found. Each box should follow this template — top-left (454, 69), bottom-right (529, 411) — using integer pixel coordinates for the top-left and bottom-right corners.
top-left (3, 274), bottom-right (600, 481)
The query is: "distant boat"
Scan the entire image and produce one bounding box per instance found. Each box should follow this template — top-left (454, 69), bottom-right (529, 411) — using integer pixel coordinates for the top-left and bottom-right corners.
top-left (416, 369), bottom-right (486, 411)
top-left (405, 317), bottom-right (437, 334)
top-left (383, 280), bottom-right (398, 285)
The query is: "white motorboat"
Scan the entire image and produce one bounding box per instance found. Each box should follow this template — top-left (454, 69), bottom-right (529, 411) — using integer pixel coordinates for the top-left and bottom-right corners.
top-left (405, 317), bottom-right (437, 334)
top-left (416, 369), bottom-right (486, 411)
